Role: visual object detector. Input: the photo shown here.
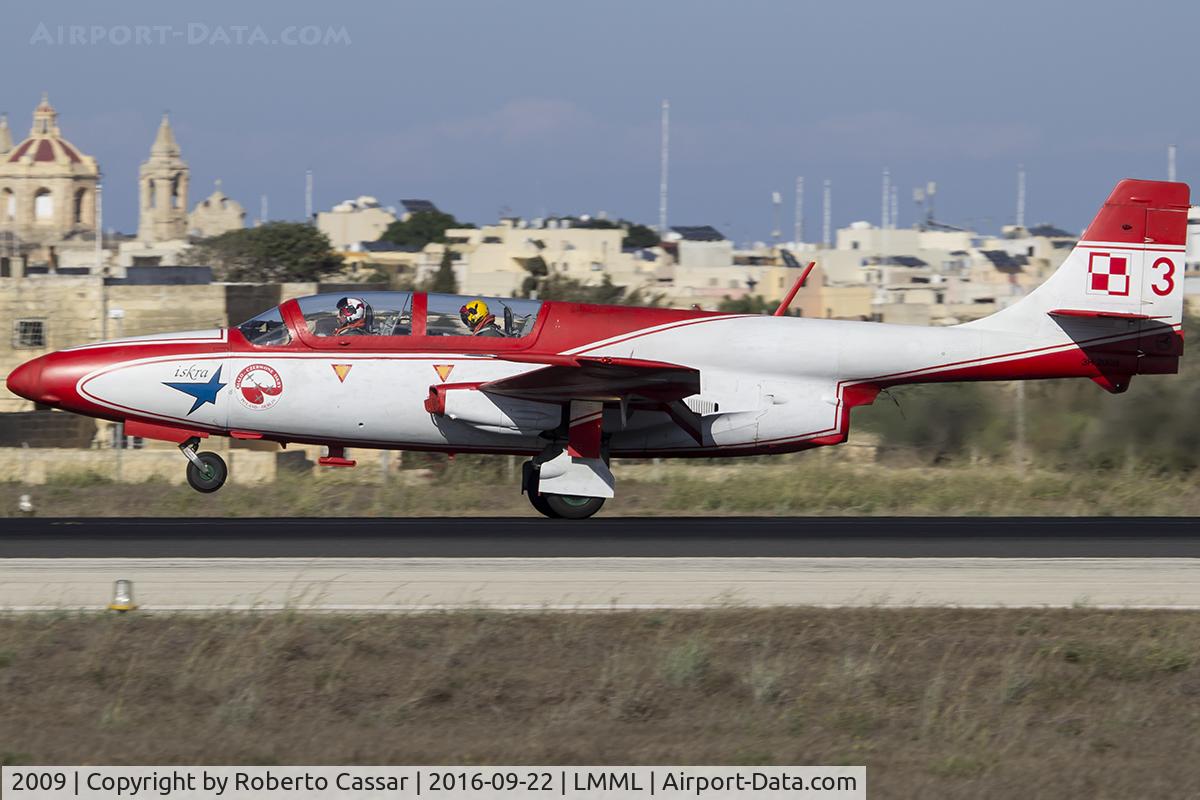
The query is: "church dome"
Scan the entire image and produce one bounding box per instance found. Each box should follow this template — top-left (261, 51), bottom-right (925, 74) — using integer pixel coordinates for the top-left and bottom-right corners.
top-left (4, 93), bottom-right (94, 168)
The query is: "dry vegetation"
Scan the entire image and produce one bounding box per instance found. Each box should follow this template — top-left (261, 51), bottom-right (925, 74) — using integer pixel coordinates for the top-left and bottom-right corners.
top-left (0, 610), bottom-right (1198, 798)
top-left (2, 456), bottom-right (1200, 516)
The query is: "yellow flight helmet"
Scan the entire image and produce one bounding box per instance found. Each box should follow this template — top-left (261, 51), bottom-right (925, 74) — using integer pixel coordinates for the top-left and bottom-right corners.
top-left (459, 299), bottom-right (490, 329)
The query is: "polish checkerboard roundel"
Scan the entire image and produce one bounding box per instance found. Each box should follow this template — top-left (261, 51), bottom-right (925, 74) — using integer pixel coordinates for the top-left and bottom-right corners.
top-left (1086, 251), bottom-right (1133, 297)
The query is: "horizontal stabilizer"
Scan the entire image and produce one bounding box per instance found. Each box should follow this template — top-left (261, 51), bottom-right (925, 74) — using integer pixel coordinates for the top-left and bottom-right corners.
top-left (1048, 309), bottom-right (1170, 321)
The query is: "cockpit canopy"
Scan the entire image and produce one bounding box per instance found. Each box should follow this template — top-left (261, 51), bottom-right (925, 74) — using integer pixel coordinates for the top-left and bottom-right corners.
top-left (236, 291), bottom-right (544, 347)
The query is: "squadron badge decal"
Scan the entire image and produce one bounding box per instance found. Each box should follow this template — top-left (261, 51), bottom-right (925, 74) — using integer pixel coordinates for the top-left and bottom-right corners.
top-left (235, 363), bottom-right (283, 409)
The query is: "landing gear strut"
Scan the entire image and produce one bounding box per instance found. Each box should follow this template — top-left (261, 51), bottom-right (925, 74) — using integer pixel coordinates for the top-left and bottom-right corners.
top-left (179, 437), bottom-right (228, 493)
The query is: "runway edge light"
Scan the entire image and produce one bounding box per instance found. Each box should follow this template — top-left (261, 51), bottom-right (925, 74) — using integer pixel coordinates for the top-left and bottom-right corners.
top-left (108, 579), bottom-right (137, 613)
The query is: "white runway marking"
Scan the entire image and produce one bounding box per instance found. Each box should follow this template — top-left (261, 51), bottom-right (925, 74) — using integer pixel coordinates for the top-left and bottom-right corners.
top-left (2, 557), bottom-right (1200, 611)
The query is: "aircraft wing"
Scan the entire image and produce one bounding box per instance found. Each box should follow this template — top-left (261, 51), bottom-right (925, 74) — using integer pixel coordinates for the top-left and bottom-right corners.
top-left (481, 356), bottom-right (700, 403)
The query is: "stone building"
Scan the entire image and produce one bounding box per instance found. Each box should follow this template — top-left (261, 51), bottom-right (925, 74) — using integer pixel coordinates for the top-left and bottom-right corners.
top-left (0, 95), bottom-right (99, 257)
top-left (189, 180), bottom-right (246, 238)
top-left (316, 196), bottom-right (397, 249)
top-left (137, 113), bottom-right (189, 242)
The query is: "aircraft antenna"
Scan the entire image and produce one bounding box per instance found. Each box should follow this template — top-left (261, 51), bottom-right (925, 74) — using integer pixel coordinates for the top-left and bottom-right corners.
top-left (890, 184), bottom-right (898, 230)
top-left (1016, 164), bottom-right (1026, 229)
top-left (821, 179), bottom-right (832, 247)
top-left (794, 176), bottom-right (804, 244)
top-left (1168, 144), bottom-right (1177, 182)
top-left (658, 99), bottom-right (669, 236)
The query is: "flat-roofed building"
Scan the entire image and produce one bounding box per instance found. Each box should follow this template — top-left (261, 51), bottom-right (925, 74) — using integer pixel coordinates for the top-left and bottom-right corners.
top-left (317, 196), bottom-right (397, 250)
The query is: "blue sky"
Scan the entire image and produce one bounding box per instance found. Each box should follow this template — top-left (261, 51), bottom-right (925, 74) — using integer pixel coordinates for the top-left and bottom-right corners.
top-left (2, 0), bottom-right (1196, 244)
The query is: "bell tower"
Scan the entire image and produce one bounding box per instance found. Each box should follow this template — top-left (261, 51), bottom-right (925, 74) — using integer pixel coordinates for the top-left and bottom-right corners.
top-left (137, 113), bottom-right (189, 242)
top-left (0, 113), bottom-right (12, 156)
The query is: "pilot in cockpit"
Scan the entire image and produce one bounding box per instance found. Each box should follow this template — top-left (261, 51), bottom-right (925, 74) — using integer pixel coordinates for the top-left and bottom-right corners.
top-left (334, 296), bottom-right (373, 336)
top-left (459, 299), bottom-right (507, 337)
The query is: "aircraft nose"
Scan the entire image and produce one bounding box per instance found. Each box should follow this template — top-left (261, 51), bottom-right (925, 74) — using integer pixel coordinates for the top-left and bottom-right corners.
top-left (6, 355), bottom-right (54, 405)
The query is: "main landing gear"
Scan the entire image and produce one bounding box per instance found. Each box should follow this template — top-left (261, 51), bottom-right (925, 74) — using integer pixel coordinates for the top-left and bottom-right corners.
top-left (179, 437), bottom-right (227, 493)
top-left (522, 456), bottom-right (609, 520)
top-left (528, 487), bottom-right (607, 520)
top-left (520, 400), bottom-right (615, 520)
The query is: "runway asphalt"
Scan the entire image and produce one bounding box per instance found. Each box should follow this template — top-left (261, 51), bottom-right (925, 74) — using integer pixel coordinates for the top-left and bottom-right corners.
top-left (0, 516), bottom-right (1198, 558)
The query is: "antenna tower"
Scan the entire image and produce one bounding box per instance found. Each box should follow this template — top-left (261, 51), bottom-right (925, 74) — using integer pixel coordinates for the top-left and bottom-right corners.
top-left (658, 100), bottom-right (669, 235)
top-left (821, 179), bottom-right (832, 247)
top-left (1016, 164), bottom-right (1026, 229)
top-left (794, 176), bottom-right (804, 244)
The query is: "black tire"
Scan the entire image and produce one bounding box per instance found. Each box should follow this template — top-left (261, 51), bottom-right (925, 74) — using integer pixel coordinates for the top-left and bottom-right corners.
top-left (186, 451), bottom-right (228, 493)
top-left (543, 494), bottom-right (605, 520)
top-left (528, 491), bottom-right (561, 518)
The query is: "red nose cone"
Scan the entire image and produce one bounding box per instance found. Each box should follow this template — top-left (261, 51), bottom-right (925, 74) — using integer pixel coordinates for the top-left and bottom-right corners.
top-left (6, 356), bottom-right (53, 405)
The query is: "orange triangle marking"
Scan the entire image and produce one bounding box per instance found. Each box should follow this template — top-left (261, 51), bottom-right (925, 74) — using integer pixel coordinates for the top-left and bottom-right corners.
top-left (434, 364), bottom-right (454, 382)
top-left (332, 364), bottom-right (353, 383)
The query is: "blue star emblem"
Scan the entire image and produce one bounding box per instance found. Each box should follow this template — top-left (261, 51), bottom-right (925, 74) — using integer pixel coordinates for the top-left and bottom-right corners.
top-left (163, 366), bottom-right (226, 415)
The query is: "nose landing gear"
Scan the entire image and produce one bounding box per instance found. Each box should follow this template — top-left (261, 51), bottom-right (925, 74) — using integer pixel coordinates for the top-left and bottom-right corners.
top-left (179, 437), bottom-right (228, 493)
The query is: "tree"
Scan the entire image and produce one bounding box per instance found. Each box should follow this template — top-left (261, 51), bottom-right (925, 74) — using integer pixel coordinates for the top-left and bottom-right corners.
top-left (183, 223), bottom-right (343, 282)
top-left (854, 313), bottom-right (1200, 470)
top-left (717, 295), bottom-right (788, 315)
top-left (426, 249), bottom-right (458, 293)
top-left (622, 223), bottom-right (659, 249)
top-left (570, 217), bottom-right (619, 230)
top-left (379, 211), bottom-right (470, 248)
top-left (567, 217), bottom-right (659, 249)
top-left (523, 273), bottom-right (662, 307)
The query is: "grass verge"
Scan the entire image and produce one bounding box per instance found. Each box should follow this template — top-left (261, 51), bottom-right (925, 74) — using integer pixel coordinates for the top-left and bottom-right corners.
top-left (0, 609), bottom-right (1198, 798)
top-left (2, 456), bottom-right (1199, 515)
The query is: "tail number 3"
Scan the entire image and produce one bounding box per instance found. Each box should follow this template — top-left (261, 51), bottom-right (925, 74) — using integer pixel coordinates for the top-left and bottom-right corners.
top-left (1150, 257), bottom-right (1176, 296)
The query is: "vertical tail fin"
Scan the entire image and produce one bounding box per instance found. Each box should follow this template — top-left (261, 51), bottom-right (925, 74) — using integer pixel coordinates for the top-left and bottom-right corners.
top-left (966, 179), bottom-right (1190, 391)
top-left (971, 179), bottom-right (1190, 330)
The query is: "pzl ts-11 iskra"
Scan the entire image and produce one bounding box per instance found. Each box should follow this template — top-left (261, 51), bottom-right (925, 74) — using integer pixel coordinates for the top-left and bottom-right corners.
top-left (6, 179), bottom-right (1189, 518)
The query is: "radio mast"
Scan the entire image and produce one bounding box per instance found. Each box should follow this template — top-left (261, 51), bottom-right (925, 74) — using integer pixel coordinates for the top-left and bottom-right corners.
top-left (658, 100), bottom-right (669, 235)
top-left (822, 179), bottom-right (832, 247)
top-left (1016, 164), bottom-right (1026, 229)
top-left (305, 169), bottom-right (313, 222)
top-left (771, 191), bottom-right (782, 243)
top-left (794, 176), bottom-right (804, 244)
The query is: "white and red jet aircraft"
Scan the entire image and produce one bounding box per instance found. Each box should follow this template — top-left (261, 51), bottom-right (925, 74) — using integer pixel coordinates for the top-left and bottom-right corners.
top-left (5, 179), bottom-right (1189, 517)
